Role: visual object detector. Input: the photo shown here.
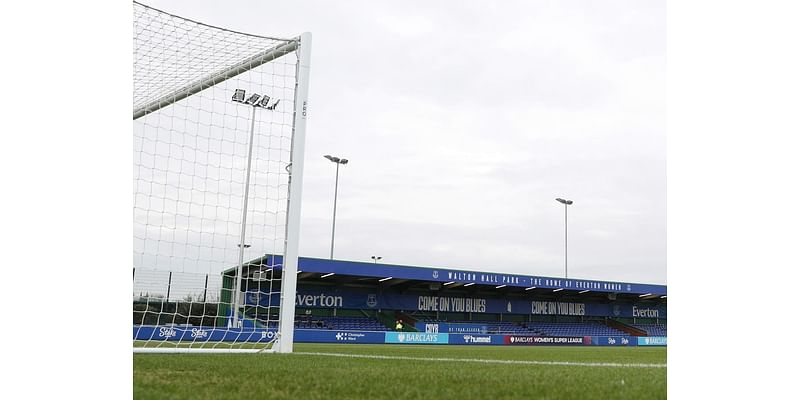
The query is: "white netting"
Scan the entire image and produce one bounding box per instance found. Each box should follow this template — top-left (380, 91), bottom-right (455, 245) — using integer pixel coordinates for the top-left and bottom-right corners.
top-left (133, 1), bottom-right (305, 352)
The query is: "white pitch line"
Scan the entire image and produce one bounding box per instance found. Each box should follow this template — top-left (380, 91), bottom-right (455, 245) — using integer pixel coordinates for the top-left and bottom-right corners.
top-left (294, 351), bottom-right (667, 369)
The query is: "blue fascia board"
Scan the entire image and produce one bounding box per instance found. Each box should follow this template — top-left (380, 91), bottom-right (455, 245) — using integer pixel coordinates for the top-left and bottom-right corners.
top-left (265, 255), bottom-right (666, 296)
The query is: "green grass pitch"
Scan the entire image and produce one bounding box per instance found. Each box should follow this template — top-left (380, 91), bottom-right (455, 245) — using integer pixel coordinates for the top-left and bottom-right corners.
top-left (133, 343), bottom-right (667, 399)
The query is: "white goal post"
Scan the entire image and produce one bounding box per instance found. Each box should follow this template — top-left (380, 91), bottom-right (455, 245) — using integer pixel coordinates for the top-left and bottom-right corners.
top-left (133, 1), bottom-right (310, 353)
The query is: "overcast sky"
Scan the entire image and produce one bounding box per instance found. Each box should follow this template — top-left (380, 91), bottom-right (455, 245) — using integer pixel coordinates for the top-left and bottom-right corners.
top-left (143, 0), bottom-right (666, 285)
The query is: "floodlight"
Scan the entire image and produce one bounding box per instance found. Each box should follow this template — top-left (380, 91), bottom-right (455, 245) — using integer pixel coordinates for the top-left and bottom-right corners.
top-left (639, 293), bottom-right (652, 298)
top-left (495, 285), bottom-right (506, 289)
top-left (378, 277), bottom-right (392, 282)
top-left (556, 198), bottom-right (573, 205)
top-left (258, 95), bottom-right (271, 108)
top-left (553, 288), bottom-right (563, 292)
top-left (578, 290), bottom-right (589, 294)
top-left (246, 93), bottom-right (261, 105)
top-left (320, 272), bottom-right (335, 278)
top-left (525, 286), bottom-right (536, 291)
top-left (324, 155), bottom-right (339, 163)
top-left (463, 283), bottom-right (475, 287)
top-left (267, 99), bottom-right (280, 110)
top-left (340, 159), bottom-right (349, 164)
top-left (232, 89), bottom-right (246, 103)
top-left (443, 281), bottom-right (455, 286)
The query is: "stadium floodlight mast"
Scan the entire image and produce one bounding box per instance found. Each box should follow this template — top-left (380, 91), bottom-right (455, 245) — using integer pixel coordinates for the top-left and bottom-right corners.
top-left (324, 155), bottom-right (348, 259)
top-left (230, 88), bottom-right (282, 330)
top-left (556, 198), bottom-right (574, 279)
top-left (371, 255), bottom-right (382, 264)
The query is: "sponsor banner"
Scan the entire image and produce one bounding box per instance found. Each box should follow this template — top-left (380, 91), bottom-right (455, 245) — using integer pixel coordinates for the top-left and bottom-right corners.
top-left (637, 336), bottom-right (668, 346)
top-left (133, 325), bottom-right (277, 342)
top-left (294, 329), bottom-right (385, 344)
top-left (504, 335), bottom-right (588, 346)
top-left (385, 332), bottom-right (449, 344)
top-left (248, 286), bottom-right (667, 318)
top-left (449, 334), bottom-right (505, 345)
top-left (591, 336), bottom-right (636, 346)
top-left (415, 322), bottom-right (492, 334)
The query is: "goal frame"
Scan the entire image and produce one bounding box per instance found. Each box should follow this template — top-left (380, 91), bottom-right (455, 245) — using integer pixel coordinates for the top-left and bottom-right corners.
top-left (132, 31), bottom-right (311, 354)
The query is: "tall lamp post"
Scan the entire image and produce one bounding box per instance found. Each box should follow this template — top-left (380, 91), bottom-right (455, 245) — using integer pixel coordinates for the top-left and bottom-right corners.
top-left (230, 89), bottom-right (279, 328)
top-left (324, 155), bottom-right (348, 259)
top-left (371, 255), bottom-right (382, 264)
top-left (555, 198), bottom-right (573, 279)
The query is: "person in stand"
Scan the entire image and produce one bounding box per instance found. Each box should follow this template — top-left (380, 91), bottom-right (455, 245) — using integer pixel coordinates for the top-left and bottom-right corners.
top-left (395, 319), bottom-right (403, 331)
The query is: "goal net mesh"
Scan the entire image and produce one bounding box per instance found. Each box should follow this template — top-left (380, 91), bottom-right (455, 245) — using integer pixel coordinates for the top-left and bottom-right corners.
top-left (133, 1), bottom-right (304, 352)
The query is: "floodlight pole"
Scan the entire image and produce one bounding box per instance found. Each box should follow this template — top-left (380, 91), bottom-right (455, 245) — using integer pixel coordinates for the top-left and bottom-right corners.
top-left (556, 198), bottom-right (573, 279)
top-left (232, 105), bottom-right (258, 329)
top-left (331, 161), bottom-right (340, 259)
top-left (564, 203), bottom-right (568, 279)
top-left (325, 155), bottom-right (348, 259)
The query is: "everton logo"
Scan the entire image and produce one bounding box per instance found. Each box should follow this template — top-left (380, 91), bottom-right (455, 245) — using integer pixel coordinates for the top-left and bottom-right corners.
top-left (366, 294), bottom-right (377, 308)
top-left (432, 270), bottom-right (439, 279)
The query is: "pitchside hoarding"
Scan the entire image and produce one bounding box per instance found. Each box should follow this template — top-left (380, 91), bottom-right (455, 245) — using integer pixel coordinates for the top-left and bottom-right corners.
top-left (133, 326), bottom-right (277, 342)
top-left (134, 326), bottom-right (666, 346)
top-left (448, 334), bottom-right (505, 345)
top-left (504, 336), bottom-right (587, 346)
top-left (590, 336), bottom-right (636, 346)
top-left (638, 336), bottom-right (668, 346)
top-left (384, 332), bottom-right (449, 344)
top-left (294, 330), bottom-right (385, 344)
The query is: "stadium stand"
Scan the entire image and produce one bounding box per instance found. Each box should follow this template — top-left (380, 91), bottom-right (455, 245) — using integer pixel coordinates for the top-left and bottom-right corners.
top-left (631, 324), bottom-right (667, 336)
top-left (294, 315), bottom-right (390, 331)
top-left (524, 321), bottom-right (627, 337)
top-left (416, 318), bottom-right (629, 336)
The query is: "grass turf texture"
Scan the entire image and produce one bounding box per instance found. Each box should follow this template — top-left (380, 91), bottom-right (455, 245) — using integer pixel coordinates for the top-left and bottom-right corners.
top-left (134, 343), bottom-right (666, 399)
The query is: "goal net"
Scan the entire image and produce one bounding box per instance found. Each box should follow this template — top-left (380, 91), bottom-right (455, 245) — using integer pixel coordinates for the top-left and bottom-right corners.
top-left (133, 1), bottom-right (310, 353)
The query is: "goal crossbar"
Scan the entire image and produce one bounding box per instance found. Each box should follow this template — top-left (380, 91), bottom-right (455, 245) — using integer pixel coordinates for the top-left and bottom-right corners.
top-left (133, 39), bottom-right (299, 120)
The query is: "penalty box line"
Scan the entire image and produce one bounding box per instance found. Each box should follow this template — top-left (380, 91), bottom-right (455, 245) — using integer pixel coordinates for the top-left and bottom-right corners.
top-left (294, 351), bottom-right (667, 369)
